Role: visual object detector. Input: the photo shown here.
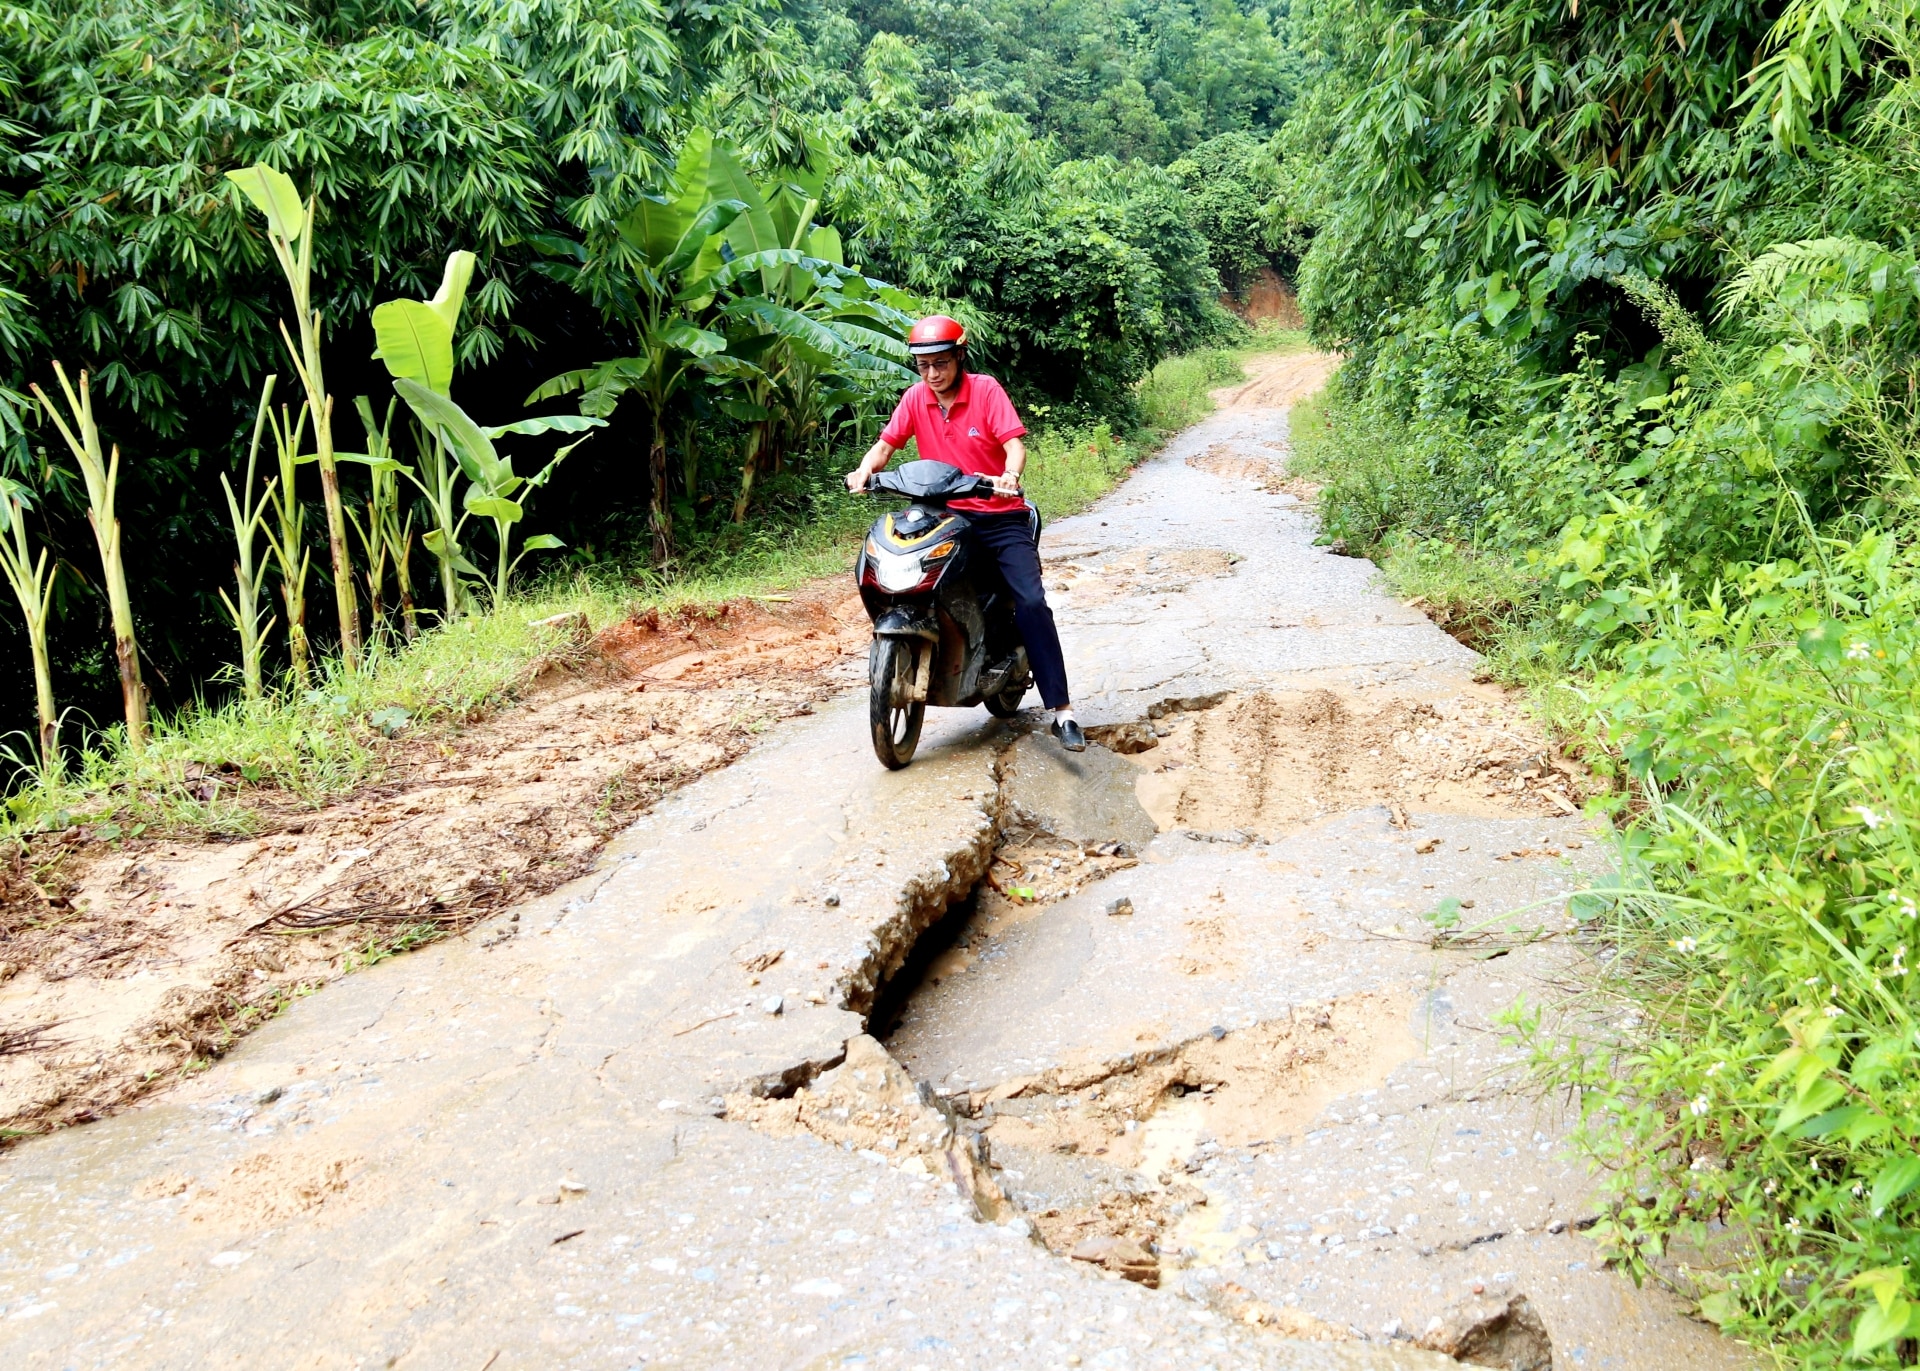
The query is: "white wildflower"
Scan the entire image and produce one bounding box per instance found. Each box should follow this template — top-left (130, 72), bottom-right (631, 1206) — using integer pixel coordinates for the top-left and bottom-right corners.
top-left (1848, 641), bottom-right (1872, 661)
top-left (1672, 935), bottom-right (1698, 954)
top-left (1765, 1178), bottom-right (1778, 1195)
top-left (1690, 1096), bottom-right (1711, 1117)
top-left (1824, 1004), bottom-right (1844, 1019)
top-left (1894, 946), bottom-right (1909, 976)
top-left (1853, 805), bottom-right (1886, 830)
top-left (1855, 1183), bottom-right (1866, 1198)
top-left (1787, 1217), bottom-right (1801, 1231)
top-left (1706, 1061), bottom-right (1726, 1077)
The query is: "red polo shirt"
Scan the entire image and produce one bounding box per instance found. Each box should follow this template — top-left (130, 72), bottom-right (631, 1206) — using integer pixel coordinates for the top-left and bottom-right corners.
top-left (878, 372), bottom-right (1029, 513)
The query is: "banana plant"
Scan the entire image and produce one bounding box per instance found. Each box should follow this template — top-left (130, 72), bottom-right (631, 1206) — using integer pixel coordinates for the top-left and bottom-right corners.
top-left (30, 364), bottom-right (147, 749)
top-left (227, 163), bottom-right (362, 672)
top-left (263, 401), bottom-right (314, 690)
top-left (0, 477), bottom-right (60, 780)
top-left (346, 396), bottom-right (416, 645)
top-left (532, 130), bottom-right (756, 562)
top-left (391, 380), bottom-right (599, 603)
top-left (698, 238), bottom-right (917, 520)
top-left (218, 376), bottom-right (280, 701)
top-left (370, 251), bottom-right (482, 619)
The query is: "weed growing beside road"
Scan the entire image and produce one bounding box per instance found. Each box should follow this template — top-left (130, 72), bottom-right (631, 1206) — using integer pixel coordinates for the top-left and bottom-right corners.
top-left (1297, 349), bottom-right (1920, 1365)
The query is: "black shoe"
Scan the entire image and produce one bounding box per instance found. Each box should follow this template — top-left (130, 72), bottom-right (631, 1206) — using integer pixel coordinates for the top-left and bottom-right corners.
top-left (1050, 717), bottom-right (1087, 752)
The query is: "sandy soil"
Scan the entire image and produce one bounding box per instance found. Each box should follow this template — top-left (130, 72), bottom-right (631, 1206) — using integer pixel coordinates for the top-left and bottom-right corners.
top-left (0, 583), bottom-right (871, 1138)
top-left (1210, 350), bottom-right (1341, 412)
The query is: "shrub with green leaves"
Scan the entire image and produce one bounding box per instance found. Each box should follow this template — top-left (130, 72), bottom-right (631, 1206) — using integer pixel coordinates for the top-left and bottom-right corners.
top-left (1526, 530), bottom-right (1920, 1364)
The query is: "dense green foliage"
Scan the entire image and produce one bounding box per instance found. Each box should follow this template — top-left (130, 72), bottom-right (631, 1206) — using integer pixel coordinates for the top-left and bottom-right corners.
top-left (1279, 0), bottom-right (1920, 1359)
top-left (0, 0), bottom-right (1291, 745)
top-left (808, 0), bottom-right (1303, 163)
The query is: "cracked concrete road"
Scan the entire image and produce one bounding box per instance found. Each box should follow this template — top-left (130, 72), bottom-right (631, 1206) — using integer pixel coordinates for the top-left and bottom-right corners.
top-left (0, 382), bottom-right (1749, 1370)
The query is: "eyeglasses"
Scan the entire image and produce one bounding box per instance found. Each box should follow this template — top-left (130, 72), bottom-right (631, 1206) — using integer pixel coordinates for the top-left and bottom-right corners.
top-left (913, 355), bottom-right (956, 372)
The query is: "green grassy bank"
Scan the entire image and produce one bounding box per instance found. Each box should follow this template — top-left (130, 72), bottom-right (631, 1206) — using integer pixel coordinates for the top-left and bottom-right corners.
top-left (1293, 361), bottom-right (1920, 1368)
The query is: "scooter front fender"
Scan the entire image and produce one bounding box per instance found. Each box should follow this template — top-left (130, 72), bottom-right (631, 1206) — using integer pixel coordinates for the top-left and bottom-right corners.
top-left (872, 606), bottom-right (939, 642)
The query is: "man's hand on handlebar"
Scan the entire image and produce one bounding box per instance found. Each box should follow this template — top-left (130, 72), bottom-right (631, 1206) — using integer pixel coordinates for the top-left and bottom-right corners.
top-left (845, 466), bottom-right (870, 493)
top-left (990, 471), bottom-right (1022, 497)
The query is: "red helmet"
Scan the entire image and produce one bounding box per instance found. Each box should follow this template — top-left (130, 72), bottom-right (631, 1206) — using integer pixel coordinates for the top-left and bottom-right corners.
top-left (907, 314), bottom-right (967, 356)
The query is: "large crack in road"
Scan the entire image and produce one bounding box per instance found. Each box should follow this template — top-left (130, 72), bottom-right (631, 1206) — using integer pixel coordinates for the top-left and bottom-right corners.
top-left (0, 370), bottom-right (1753, 1370)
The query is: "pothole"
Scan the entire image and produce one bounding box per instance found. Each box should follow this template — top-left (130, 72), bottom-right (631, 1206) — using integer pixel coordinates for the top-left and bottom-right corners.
top-left (959, 991), bottom-right (1417, 1294)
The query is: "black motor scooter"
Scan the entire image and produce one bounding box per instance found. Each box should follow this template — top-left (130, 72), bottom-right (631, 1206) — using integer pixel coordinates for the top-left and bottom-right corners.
top-left (855, 460), bottom-right (1038, 768)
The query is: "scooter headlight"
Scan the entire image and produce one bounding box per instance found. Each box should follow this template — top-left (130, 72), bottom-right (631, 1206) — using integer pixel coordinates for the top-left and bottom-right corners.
top-left (868, 543), bottom-right (932, 593)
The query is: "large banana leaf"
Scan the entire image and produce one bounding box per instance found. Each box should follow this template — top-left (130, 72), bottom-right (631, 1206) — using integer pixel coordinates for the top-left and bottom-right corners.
top-left (724, 297), bottom-right (849, 369)
top-left (617, 193), bottom-right (687, 266)
top-left (659, 321), bottom-right (728, 357)
top-left (691, 248), bottom-right (825, 299)
top-left (815, 295), bottom-right (917, 332)
top-left (673, 131), bottom-right (780, 258)
top-left (659, 200), bottom-right (746, 278)
top-left (393, 378), bottom-right (502, 486)
top-left (828, 350), bottom-right (916, 382)
top-left (372, 250), bottom-right (474, 394)
top-left (698, 353), bottom-right (770, 383)
top-left (673, 129), bottom-right (782, 287)
top-left (481, 415), bottom-right (606, 439)
top-left (464, 493), bottom-right (524, 520)
top-left (428, 251), bottom-right (476, 335)
top-left (768, 185), bottom-right (812, 254)
top-left (372, 299), bottom-right (454, 394)
top-left (806, 225), bottom-right (845, 266)
top-left (525, 367), bottom-right (599, 405)
top-left (725, 298), bottom-right (914, 381)
top-left (528, 357), bottom-right (650, 417)
top-left (823, 320), bottom-right (913, 365)
top-left (226, 163), bottom-right (307, 245)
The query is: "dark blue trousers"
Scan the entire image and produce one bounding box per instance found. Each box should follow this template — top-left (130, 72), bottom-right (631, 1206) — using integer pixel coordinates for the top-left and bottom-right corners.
top-left (968, 510), bottom-right (1070, 709)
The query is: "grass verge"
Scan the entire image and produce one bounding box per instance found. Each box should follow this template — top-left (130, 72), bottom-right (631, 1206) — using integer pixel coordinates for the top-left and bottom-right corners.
top-left (4, 335), bottom-right (1296, 843)
top-left (1294, 360), bottom-right (1920, 1368)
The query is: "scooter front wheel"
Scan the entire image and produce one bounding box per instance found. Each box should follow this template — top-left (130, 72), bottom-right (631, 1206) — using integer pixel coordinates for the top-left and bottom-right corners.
top-left (869, 637), bottom-right (925, 769)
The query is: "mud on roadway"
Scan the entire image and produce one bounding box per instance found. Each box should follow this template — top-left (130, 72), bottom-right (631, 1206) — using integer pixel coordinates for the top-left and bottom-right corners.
top-left (0, 358), bottom-right (1759, 1370)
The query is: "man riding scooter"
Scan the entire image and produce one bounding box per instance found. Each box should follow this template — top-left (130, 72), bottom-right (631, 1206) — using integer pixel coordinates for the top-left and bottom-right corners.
top-left (844, 315), bottom-right (1086, 752)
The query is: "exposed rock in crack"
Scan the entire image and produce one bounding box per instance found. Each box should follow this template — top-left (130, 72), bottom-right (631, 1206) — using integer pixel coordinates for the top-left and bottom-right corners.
top-left (726, 1033), bottom-right (1006, 1220)
top-left (1414, 1287), bottom-right (1554, 1369)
